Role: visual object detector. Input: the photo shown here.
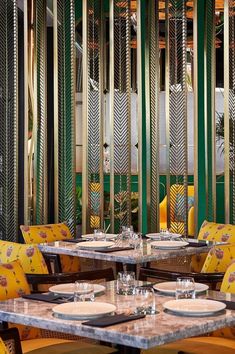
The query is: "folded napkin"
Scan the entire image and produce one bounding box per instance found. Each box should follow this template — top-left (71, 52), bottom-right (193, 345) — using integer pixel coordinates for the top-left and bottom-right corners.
top-left (63, 238), bottom-right (86, 243)
top-left (22, 293), bottom-right (71, 304)
top-left (186, 242), bottom-right (207, 248)
top-left (82, 313), bottom-right (145, 327)
top-left (95, 247), bottom-right (134, 253)
top-left (207, 298), bottom-right (235, 310)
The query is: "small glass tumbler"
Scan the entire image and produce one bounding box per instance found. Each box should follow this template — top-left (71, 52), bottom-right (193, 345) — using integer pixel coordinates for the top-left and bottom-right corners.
top-left (116, 271), bottom-right (136, 295)
top-left (130, 233), bottom-right (142, 253)
top-left (94, 229), bottom-right (106, 241)
top-left (134, 286), bottom-right (157, 315)
top-left (120, 226), bottom-right (133, 247)
top-left (74, 282), bottom-right (95, 302)
top-left (176, 277), bottom-right (195, 300)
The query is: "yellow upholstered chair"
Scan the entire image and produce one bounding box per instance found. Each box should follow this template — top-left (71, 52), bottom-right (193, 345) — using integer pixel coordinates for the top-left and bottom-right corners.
top-left (0, 240), bottom-right (48, 275)
top-left (20, 223), bottom-right (80, 273)
top-left (0, 338), bottom-right (8, 354)
top-left (160, 184), bottom-right (194, 236)
top-left (198, 220), bottom-right (235, 242)
top-left (143, 262), bottom-right (235, 354)
top-left (191, 221), bottom-right (235, 273)
top-left (0, 261), bottom-right (116, 354)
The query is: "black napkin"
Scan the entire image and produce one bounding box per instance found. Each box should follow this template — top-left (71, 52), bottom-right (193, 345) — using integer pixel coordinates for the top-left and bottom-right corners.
top-left (22, 293), bottom-right (71, 304)
top-left (82, 314), bottom-right (145, 327)
top-left (63, 238), bottom-right (86, 243)
top-left (186, 242), bottom-right (207, 248)
top-left (206, 298), bottom-right (235, 310)
top-left (95, 247), bottom-right (134, 253)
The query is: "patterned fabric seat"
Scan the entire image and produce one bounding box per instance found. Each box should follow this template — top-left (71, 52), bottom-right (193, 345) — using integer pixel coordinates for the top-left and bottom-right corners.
top-left (191, 221), bottom-right (235, 273)
top-left (0, 260), bottom-right (116, 354)
top-left (20, 223), bottom-right (80, 273)
top-left (142, 262), bottom-right (235, 354)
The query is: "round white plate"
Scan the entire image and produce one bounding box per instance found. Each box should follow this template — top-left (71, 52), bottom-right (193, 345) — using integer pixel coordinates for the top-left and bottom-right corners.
top-left (163, 299), bottom-right (226, 316)
top-left (81, 233), bottom-right (117, 240)
top-left (151, 240), bottom-right (189, 249)
top-left (153, 282), bottom-right (209, 295)
top-left (52, 301), bottom-right (117, 320)
top-left (146, 233), bottom-right (182, 240)
top-left (49, 283), bottom-right (106, 296)
top-left (76, 241), bottom-right (115, 249)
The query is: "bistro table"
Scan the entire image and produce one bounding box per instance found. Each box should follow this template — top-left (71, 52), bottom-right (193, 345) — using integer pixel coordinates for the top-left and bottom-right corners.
top-left (38, 240), bottom-right (212, 272)
top-left (0, 281), bottom-right (234, 354)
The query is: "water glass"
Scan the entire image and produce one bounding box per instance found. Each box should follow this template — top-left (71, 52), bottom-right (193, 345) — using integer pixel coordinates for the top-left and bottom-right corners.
top-left (176, 277), bottom-right (195, 300)
top-left (120, 226), bottom-right (133, 247)
top-left (160, 228), bottom-right (171, 240)
top-left (129, 233), bottom-right (142, 252)
top-left (74, 282), bottom-right (95, 302)
top-left (116, 271), bottom-right (135, 295)
top-left (134, 286), bottom-right (157, 315)
top-left (94, 229), bottom-right (106, 241)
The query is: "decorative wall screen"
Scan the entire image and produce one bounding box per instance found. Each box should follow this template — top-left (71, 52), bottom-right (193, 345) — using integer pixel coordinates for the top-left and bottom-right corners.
top-left (224, 0), bottom-right (235, 224)
top-left (0, 0), bottom-right (18, 241)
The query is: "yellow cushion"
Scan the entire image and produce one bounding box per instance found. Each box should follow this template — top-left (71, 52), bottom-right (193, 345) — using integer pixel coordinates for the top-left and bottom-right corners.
top-left (0, 240), bottom-right (48, 274)
top-left (0, 260), bottom-right (30, 300)
top-left (20, 223), bottom-right (80, 273)
top-left (142, 337), bottom-right (235, 354)
top-left (0, 338), bottom-right (9, 354)
top-left (201, 244), bottom-right (235, 273)
top-left (22, 339), bottom-right (116, 354)
top-left (198, 220), bottom-right (235, 242)
top-left (20, 223), bottom-right (72, 244)
top-left (221, 262), bottom-right (235, 293)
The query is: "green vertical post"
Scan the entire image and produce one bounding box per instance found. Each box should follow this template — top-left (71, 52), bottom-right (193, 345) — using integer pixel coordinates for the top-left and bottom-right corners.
top-left (138, 0), bottom-right (147, 233)
top-left (196, 0), bottom-right (207, 231)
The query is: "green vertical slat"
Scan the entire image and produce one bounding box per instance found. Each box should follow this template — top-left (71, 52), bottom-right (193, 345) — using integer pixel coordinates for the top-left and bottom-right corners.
top-left (197, 0), bottom-right (207, 230)
top-left (140, 0), bottom-right (147, 233)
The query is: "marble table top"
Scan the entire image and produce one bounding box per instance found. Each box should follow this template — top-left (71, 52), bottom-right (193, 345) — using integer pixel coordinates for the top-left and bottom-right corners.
top-left (0, 282), bottom-right (234, 350)
top-left (38, 240), bottom-right (211, 264)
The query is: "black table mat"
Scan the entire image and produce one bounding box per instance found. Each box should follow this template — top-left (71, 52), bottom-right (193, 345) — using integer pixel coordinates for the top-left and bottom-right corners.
top-left (186, 242), bottom-right (207, 247)
top-left (22, 293), bottom-right (71, 304)
top-left (82, 314), bottom-right (145, 327)
top-left (63, 238), bottom-right (86, 243)
top-left (207, 298), bottom-right (235, 310)
top-left (94, 246), bottom-right (134, 253)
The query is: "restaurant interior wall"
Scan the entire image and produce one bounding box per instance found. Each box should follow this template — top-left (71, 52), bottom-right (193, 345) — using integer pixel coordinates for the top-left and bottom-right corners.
top-left (0, 0), bottom-right (234, 242)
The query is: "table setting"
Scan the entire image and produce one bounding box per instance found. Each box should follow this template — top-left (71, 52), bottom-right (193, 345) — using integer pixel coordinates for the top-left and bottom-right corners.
top-left (1, 277), bottom-right (235, 353)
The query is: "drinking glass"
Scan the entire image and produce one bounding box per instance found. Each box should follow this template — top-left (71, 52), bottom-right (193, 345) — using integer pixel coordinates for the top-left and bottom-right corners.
top-left (176, 277), bottom-right (195, 300)
top-left (120, 225), bottom-right (133, 247)
top-left (74, 282), bottom-right (95, 302)
top-left (94, 229), bottom-right (106, 241)
top-left (129, 233), bottom-right (142, 253)
top-left (134, 286), bottom-right (157, 315)
top-left (116, 271), bottom-right (135, 295)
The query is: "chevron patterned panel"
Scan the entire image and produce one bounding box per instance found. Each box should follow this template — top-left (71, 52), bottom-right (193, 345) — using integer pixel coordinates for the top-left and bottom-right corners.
top-left (86, 0), bottom-right (103, 232)
top-left (168, 0), bottom-right (188, 235)
top-left (34, 0), bottom-right (48, 224)
top-left (228, 0), bottom-right (235, 223)
top-left (57, 0), bottom-right (76, 234)
top-left (0, 0), bottom-right (18, 241)
top-left (149, 0), bottom-right (160, 231)
top-left (110, 0), bottom-right (132, 233)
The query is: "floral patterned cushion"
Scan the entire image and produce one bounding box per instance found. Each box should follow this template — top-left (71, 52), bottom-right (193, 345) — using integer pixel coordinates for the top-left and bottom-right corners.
top-left (198, 220), bottom-right (235, 242)
top-left (20, 224), bottom-right (80, 273)
top-left (0, 260), bottom-right (30, 300)
top-left (201, 244), bottom-right (235, 273)
top-left (0, 338), bottom-right (8, 354)
top-left (20, 223), bottom-right (72, 244)
top-left (0, 240), bottom-right (48, 274)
